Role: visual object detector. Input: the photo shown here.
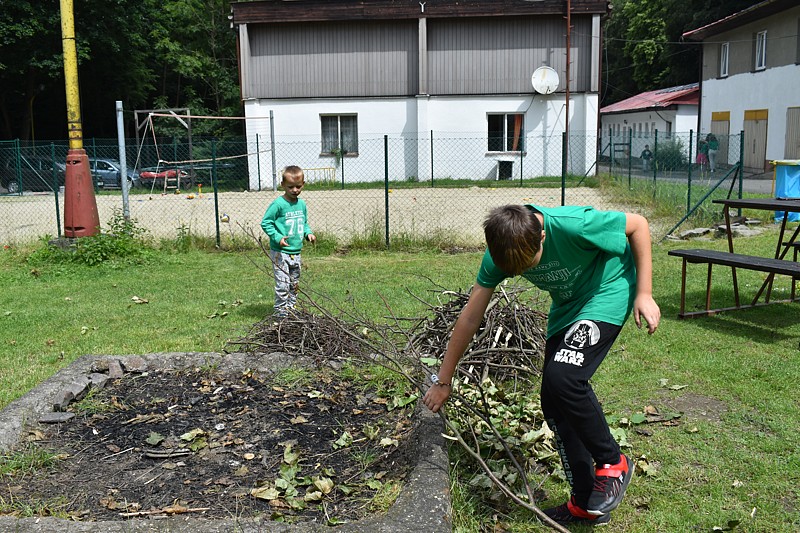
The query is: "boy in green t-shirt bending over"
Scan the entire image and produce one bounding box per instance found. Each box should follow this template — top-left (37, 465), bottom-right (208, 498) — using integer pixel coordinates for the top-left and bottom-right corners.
top-left (260, 166), bottom-right (315, 318)
top-left (423, 204), bottom-right (660, 526)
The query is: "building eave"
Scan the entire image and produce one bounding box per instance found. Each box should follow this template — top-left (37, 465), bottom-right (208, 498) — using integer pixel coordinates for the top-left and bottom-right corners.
top-left (682, 0), bottom-right (796, 41)
top-left (231, 0), bottom-right (610, 25)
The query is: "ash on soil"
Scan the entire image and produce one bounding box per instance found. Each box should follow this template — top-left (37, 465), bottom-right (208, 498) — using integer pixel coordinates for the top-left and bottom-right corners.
top-left (3, 366), bottom-right (416, 524)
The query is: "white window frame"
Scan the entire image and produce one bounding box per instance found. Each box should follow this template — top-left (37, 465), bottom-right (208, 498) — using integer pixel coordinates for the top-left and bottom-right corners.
top-left (755, 31), bottom-right (767, 71)
top-left (320, 114), bottom-right (358, 155)
top-left (487, 113), bottom-right (525, 152)
top-left (720, 42), bottom-right (729, 77)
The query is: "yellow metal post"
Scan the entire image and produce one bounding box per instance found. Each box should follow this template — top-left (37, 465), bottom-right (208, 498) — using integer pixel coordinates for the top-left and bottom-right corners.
top-left (60, 0), bottom-right (99, 237)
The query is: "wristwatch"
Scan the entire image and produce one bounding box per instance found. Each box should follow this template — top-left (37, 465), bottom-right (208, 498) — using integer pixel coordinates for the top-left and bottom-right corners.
top-left (430, 374), bottom-right (451, 387)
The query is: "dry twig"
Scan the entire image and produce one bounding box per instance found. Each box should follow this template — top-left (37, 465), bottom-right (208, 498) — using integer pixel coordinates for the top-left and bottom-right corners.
top-left (230, 231), bottom-right (568, 532)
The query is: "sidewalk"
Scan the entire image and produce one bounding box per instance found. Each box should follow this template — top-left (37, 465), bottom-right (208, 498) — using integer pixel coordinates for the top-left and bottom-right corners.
top-left (601, 163), bottom-right (775, 195)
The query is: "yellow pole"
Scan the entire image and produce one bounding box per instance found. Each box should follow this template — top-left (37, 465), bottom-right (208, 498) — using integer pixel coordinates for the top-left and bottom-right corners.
top-left (61, 0), bottom-right (83, 149)
top-left (60, 0), bottom-right (99, 237)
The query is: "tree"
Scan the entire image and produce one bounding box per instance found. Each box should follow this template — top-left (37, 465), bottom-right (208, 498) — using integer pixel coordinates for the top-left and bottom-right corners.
top-left (0, 0), bottom-right (241, 141)
top-left (0, 1), bottom-right (65, 140)
top-left (602, 0), bottom-right (766, 106)
top-left (141, 0), bottom-right (241, 137)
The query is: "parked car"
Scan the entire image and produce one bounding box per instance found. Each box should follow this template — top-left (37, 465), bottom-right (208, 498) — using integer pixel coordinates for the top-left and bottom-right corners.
top-left (1, 157), bottom-right (66, 193)
top-left (88, 158), bottom-right (140, 189)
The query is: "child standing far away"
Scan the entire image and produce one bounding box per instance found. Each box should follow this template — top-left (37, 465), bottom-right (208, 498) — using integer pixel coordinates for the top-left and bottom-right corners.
top-left (260, 166), bottom-right (316, 318)
top-left (423, 204), bottom-right (661, 527)
top-left (706, 133), bottom-right (719, 173)
top-left (640, 144), bottom-right (653, 171)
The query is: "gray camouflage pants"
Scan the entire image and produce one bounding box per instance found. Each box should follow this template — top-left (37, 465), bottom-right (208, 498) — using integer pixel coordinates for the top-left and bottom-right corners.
top-left (270, 250), bottom-right (301, 317)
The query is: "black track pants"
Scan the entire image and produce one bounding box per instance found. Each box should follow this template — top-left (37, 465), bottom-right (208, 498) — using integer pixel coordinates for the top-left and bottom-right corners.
top-left (541, 319), bottom-right (622, 507)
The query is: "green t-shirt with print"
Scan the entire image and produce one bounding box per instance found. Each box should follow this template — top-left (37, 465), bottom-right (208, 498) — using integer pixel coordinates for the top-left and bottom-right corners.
top-left (260, 196), bottom-right (312, 254)
top-left (476, 205), bottom-right (636, 337)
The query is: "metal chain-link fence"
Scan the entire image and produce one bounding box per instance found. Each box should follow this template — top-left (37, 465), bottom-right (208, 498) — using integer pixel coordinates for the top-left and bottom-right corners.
top-left (0, 130), bottom-right (747, 246)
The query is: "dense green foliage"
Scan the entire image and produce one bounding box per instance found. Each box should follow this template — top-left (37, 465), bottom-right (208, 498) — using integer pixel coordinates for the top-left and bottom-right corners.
top-left (602, 0), bottom-right (762, 105)
top-left (0, 0), bottom-right (767, 140)
top-left (0, 0), bottom-right (240, 140)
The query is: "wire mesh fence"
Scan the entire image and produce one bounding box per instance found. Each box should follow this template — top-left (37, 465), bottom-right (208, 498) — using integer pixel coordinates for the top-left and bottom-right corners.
top-left (0, 130), bottom-right (748, 246)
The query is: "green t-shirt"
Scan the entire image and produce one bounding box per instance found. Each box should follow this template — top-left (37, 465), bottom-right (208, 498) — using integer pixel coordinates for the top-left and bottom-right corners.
top-left (260, 196), bottom-right (313, 254)
top-left (476, 205), bottom-right (636, 337)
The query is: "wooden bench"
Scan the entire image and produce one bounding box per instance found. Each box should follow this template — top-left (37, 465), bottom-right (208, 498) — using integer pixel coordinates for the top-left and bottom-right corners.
top-left (667, 249), bottom-right (800, 318)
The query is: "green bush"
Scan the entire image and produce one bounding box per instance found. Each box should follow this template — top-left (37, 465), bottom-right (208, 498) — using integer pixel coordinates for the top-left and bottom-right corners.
top-left (27, 210), bottom-right (152, 266)
top-left (654, 138), bottom-right (688, 171)
top-left (72, 210), bottom-right (151, 265)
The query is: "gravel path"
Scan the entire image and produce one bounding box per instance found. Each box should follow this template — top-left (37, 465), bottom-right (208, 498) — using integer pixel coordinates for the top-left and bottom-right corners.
top-left (0, 187), bottom-right (612, 244)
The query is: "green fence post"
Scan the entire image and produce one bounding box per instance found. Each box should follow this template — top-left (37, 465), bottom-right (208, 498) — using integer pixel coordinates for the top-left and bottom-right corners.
top-left (52, 143), bottom-right (62, 238)
top-left (609, 127), bottom-right (614, 172)
top-left (430, 130), bottom-right (434, 187)
top-left (212, 138), bottom-right (221, 248)
top-left (561, 132), bottom-right (567, 206)
top-left (340, 150), bottom-right (345, 190)
top-left (91, 138), bottom-right (98, 192)
top-left (13, 139), bottom-right (21, 195)
top-left (627, 128), bottom-right (632, 186)
top-left (256, 133), bottom-right (261, 191)
top-left (738, 131), bottom-right (745, 216)
top-left (385, 135), bottom-right (390, 249)
top-left (687, 130), bottom-right (693, 216)
top-left (519, 135), bottom-right (524, 186)
top-left (653, 130), bottom-right (659, 188)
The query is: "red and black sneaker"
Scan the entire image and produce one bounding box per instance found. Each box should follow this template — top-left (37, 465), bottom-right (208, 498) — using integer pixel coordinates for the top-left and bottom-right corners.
top-left (586, 453), bottom-right (634, 516)
top-left (543, 496), bottom-right (611, 526)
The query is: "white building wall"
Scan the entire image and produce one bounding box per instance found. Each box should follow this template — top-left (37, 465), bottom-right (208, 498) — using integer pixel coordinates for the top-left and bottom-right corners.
top-left (700, 63), bottom-right (800, 162)
top-left (674, 105), bottom-right (697, 132)
top-left (600, 105), bottom-right (699, 162)
top-left (244, 94), bottom-right (599, 189)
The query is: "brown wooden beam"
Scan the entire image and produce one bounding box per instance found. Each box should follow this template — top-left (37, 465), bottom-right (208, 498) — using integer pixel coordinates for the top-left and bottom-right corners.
top-left (232, 0), bottom-right (609, 25)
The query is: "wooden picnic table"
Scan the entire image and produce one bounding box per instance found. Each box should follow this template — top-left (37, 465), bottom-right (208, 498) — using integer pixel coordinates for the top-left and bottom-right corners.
top-left (667, 197), bottom-right (800, 318)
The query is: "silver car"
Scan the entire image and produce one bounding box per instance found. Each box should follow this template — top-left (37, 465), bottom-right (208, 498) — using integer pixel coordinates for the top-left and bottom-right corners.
top-left (89, 158), bottom-right (140, 189)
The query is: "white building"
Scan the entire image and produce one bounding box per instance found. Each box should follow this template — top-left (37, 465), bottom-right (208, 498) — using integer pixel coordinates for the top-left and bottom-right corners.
top-left (599, 84), bottom-right (699, 162)
top-left (683, 0), bottom-right (800, 174)
top-left (230, 0), bottom-right (609, 189)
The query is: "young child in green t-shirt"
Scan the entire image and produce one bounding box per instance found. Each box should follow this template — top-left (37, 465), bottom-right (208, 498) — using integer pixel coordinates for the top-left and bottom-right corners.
top-left (423, 204), bottom-right (660, 526)
top-left (260, 166), bottom-right (315, 318)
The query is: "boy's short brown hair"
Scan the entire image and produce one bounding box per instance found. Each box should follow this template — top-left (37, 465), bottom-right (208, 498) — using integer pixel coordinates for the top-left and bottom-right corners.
top-left (282, 165), bottom-right (304, 182)
top-left (483, 205), bottom-right (543, 276)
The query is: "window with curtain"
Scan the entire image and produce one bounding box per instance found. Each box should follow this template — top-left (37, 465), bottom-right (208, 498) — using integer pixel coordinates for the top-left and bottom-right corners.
top-left (487, 113), bottom-right (524, 152)
top-left (320, 115), bottom-right (359, 154)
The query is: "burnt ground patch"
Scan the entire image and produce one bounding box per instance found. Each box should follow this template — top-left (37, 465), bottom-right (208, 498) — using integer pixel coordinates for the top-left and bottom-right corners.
top-left (2, 364), bottom-right (417, 525)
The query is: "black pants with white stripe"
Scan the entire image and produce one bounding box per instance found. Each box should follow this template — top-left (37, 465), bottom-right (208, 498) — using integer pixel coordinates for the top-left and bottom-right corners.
top-left (542, 319), bottom-right (623, 508)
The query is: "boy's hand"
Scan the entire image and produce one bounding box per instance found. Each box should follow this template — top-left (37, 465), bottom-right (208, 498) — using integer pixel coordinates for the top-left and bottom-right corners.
top-left (423, 382), bottom-right (451, 413)
top-left (306, 233), bottom-right (316, 244)
top-left (633, 294), bottom-right (661, 334)
top-left (279, 237), bottom-right (288, 247)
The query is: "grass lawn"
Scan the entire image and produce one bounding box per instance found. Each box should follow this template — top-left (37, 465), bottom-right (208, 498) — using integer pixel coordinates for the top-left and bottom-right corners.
top-left (1, 225), bottom-right (799, 531)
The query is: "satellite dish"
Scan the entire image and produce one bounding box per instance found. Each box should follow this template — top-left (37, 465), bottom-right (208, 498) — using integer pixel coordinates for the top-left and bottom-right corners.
top-left (531, 66), bottom-right (559, 94)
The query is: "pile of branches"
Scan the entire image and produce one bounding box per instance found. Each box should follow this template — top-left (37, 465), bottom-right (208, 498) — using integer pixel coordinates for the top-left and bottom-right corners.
top-left (226, 309), bottom-right (372, 363)
top-left (407, 285), bottom-right (548, 386)
top-left (235, 225), bottom-right (571, 531)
